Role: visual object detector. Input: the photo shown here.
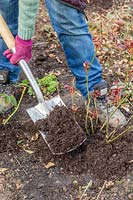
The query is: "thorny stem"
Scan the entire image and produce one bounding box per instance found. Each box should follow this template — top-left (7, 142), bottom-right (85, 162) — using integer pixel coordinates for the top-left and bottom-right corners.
top-left (85, 97), bottom-right (90, 134)
top-left (70, 78), bottom-right (77, 119)
top-left (89, 116), bottom-right (94, 134)
top-left (104, 71), bottom-right (133, 142)
top-left (126, 115), bottom-right (133, 124)
top-left (3, 87), bottom-right (27, 125)
top-left (106, 127), bottom-right (117, 141)
top-left (93, 98), bottom-right (99, 124)
top-left (106, 125), bottom-right (133, 143)
top-left (127, 99), bottom-right (133, 108)
top-left (105, 103), bottom-right (110, 139)
top-left (85, 53), bottom-right (96, 134)
top-left (86, 70), bottom-right (89, 97)
top-left (106, 115), bottom-right (133, 143)
top-left (71, 78), bottom-right (76, 108)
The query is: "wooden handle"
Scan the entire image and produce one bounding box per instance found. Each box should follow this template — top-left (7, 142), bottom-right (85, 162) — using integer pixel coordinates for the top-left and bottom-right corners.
top-left (0, 15), bottom-right (15, 49)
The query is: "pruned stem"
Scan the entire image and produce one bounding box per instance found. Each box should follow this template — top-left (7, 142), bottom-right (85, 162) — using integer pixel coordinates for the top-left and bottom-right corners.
top-left (106, 125), bottom-right (133, 143)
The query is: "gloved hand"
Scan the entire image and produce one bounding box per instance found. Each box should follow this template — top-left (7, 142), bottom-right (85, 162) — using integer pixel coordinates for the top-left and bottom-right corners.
top-left (3, 35), bottom-right (32, 64)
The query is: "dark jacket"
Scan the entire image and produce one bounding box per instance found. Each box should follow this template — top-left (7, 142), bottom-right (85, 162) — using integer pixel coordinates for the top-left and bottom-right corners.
top-left (60, 0), bottom-right (87, 11)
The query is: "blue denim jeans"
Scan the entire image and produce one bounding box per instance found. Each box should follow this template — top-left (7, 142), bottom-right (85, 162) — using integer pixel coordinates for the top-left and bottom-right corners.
top-left (0, 0), bottom-right (20, 83)
top-left (45, 0), bottom-right (104, 98)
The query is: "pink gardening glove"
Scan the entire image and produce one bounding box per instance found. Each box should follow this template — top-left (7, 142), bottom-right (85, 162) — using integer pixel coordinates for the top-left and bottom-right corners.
top-left (3, 35), bottom-right (32, 64)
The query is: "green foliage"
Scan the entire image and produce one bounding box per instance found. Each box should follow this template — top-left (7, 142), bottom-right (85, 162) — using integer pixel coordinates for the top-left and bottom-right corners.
top-left (19, 74), bottom-right (58, 96)
top-left (20, 79), bottom-right (29, 87)
top-left (0, 93), bottom-right (17, 107)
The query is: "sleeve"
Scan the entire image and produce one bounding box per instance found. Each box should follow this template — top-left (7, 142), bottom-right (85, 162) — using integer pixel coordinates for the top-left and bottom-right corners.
top-left (18, 0), bottom-right (40, 40)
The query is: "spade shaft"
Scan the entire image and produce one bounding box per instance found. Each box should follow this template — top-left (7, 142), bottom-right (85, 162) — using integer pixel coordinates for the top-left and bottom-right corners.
top-left (16, 56), bottom-right (50, 115)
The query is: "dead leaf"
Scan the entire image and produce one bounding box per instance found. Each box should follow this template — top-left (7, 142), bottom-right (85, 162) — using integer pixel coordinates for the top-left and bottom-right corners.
top-left (31, 133), bottom-right (39, 141)
top-left (105, 181), bottom-right (114, 189)
top-left (23, 149), bottom-right (34, 154)
top-left (0, 168), bottom-right (8, 173)
top-left (56, 56), bottom-right (63, 64)
top-left (49, 53), bottom-right (55, 58)
top-left (16, 180), bottom-right (23, 190)
top-left (73, 180), bottom-right (79, 187)
top-left (44, 162), bottom-right (56, 169)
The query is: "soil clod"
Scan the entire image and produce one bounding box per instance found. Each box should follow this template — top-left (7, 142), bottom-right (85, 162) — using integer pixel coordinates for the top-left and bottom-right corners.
top-left (35, 105), bottom-right (87, 155)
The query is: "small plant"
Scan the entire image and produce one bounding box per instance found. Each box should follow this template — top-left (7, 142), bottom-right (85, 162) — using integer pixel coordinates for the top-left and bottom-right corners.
top-left (38, 74), bottom-right (58, 95)
top-left (19, 74), bottom-right (58, 96)
top-left (0, 93), bottom-right (17, 108)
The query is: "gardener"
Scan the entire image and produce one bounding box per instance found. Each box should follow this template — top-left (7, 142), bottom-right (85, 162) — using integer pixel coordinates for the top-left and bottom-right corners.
top-left (0, 0), bottom-right (21, 112)
top-left (3, 0), bottom-right (126, 128)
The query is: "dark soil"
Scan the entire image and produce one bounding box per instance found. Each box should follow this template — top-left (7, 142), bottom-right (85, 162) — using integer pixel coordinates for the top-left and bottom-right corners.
top-left (35, 105), bottom-right (87, 155)
top-left (53, 107), bottom-right (133, 180)
top-left (0, 123), bottom-right (19, 153)
top-left (1, 106), bottom-right (132, 181)
top-left (56, 131), bottom-right (133, 180)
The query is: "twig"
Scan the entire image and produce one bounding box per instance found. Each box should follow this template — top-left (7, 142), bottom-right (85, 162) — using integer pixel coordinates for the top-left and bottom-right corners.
top-left (85, 97), bottom-right (91, 134)
top-left (105, 103), bottom-right (110, 139)
top-left (95, 181), bottom-right (107, 200)
top-left (106, 125), bottom-right (133, 143)
top-left (106, 127), bottom-right (117, 141)
top-left (3, 87), bottom-right (26, 125)
top-left (14, 156), bottom-right (28, 175)
top-left (79, 180), bottom-right (93, 200)
top-left (106, 109), bottom-right (133, 143)
top-left (126, 115), bottom-right (133, 125)
top-left (89, 116), bottom-right (94, 134)
top-left (71, 78), bottom-right (76, 109)
top-left (85, 54), bottom-right (96, 134)
top-left (93, 99), bottom-right (99, 125)
top-left (127, 99), bottom-right (133, 108)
